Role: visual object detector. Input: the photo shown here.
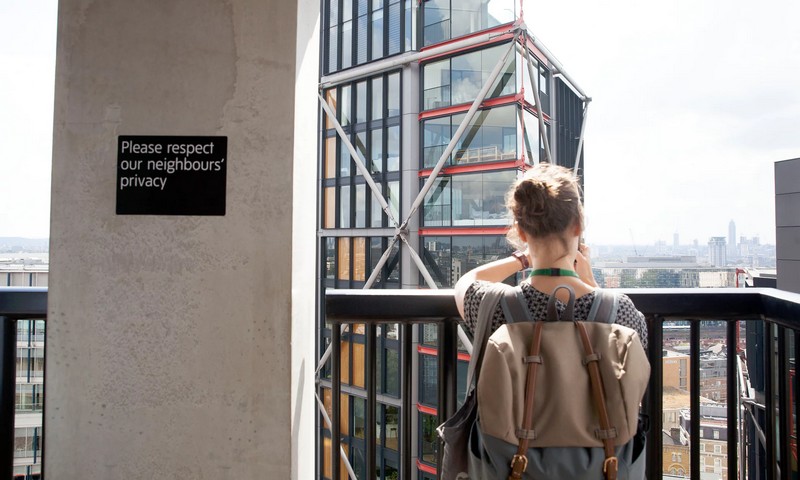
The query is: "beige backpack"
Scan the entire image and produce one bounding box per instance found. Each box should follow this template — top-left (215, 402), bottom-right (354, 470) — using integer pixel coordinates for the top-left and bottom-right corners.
top-left (476, 284), bottom-right (650, 479)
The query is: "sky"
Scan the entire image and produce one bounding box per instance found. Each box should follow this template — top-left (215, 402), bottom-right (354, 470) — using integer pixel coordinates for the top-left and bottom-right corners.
top-left (1, 0), bottom-right (799, 244)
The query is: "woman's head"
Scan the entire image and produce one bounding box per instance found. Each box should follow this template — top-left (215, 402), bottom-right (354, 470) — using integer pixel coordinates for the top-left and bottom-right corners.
top-left (506, 163), bottom-right (584, 248)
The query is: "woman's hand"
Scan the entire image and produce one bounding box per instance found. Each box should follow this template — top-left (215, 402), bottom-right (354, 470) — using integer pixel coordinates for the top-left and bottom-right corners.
top-left (574, 244), bottom-right (598, 288)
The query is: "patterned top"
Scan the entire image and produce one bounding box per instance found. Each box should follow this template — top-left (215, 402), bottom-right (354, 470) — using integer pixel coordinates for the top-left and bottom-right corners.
top-left (462, 281), bottom-right (648, 349)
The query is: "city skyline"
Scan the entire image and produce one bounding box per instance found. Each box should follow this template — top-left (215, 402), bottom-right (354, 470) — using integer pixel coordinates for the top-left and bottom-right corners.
top-left (2, 0), bottom-right (800, 244)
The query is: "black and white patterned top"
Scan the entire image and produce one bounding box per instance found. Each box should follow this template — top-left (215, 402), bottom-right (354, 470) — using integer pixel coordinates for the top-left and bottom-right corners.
top-left (462, 281), bottom-right (648, 349)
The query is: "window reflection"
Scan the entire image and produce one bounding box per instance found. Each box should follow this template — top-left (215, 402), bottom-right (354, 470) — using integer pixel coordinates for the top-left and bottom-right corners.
top-left (423, 0), bottom-right (515, 47)
top-left (422, 44), bottom-right (516, 110)
top-left (423, 170), bottom-right (515, 227)
top-left (422, 234), bottom-right (514, 287)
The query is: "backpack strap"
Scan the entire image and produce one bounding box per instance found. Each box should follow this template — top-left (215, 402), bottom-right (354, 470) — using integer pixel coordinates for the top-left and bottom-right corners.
top-left (575, 320), bottom-right (619, 480)
top-left (500, 286), bottom-right (533, 324)
top-left (508, 319), bottom-right (544, 480)
top-left (465, 283), bottom-right (506, 388)
top-left (587, 288), bottom-right (619, 324)
top-left (545, 284), bottom-right (576, 322)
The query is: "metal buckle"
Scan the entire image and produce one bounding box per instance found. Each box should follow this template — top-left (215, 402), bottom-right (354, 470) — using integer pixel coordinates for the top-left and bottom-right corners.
top-left (603, 456), bottom-right (618, 473)
top-left (510, 454), bottom-right (528, 473)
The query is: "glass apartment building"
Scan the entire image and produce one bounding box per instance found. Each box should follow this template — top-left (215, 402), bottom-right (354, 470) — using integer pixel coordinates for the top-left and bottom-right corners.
top-left (316, 1), bottom-right (588, 478)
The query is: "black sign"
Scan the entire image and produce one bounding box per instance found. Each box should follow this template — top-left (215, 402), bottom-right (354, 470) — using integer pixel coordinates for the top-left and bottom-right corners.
top-left (116, 136), bottom-right (227, 215)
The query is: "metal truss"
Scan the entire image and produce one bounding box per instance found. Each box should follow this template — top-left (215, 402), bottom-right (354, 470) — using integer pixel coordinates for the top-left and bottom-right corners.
top-left (314, 21), bottom-right (590, 478)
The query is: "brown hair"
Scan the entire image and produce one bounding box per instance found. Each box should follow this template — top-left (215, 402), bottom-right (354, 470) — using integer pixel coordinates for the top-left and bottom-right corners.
top-left (506, 163), bottom-right (583, 249)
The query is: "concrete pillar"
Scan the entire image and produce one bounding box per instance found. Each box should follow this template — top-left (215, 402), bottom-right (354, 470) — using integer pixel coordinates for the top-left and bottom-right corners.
top-left (47, 0), bottom-right (317, 478)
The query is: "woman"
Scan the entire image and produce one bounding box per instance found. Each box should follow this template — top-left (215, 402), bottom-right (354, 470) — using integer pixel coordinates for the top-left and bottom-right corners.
top-left (454, 162), bottom-right (647, 347)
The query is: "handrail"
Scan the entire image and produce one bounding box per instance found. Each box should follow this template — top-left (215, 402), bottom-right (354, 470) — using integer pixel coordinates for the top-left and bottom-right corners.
top-left (0, 287), bottom-right (48, 319)
top-left (326, 287), bottom-right (800, 323)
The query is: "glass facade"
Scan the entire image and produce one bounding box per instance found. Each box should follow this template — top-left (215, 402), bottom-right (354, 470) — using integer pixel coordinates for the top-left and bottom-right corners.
top-left (422, 105), bottom-right (519, 168)
top-left (422, 43), bottom-right (516, 111)
top-left (322, 72), bottom-right (401, 232)
top-left (422, 0), bottom-right (516, 47)
top-left (324, 0), bottom-right (412, 74)
top-left (422, 169), bottom-right (516, 227)
top-left (421, 235), bottom-right (515, 288)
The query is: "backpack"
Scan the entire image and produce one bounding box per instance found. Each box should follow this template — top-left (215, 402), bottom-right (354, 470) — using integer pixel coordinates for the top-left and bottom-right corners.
top-left (438, 283), bottom-right (650, 480)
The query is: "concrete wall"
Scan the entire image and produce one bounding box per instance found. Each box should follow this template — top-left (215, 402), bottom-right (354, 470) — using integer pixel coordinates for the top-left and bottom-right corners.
top-left (776, 158), bottom-right (800, 293)
top-left (48, 0), bottom-right (316, 477)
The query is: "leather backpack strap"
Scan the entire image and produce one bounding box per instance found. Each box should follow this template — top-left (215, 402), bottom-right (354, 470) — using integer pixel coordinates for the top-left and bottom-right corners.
top-left (508, 319), bottom-right (544, 480)
top-left (575, 321), bottom-right (618, 480)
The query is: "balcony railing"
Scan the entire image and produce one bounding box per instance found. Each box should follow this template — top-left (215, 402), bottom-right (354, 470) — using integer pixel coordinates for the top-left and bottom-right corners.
top-left (3, 287), bottom-right (798, 479)
top-left (325, 287), bottom-right (800, 480)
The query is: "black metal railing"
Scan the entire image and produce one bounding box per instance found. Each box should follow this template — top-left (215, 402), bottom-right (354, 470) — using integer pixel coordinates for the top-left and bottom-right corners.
top-left (0, 287), bottom-right (47, 480)
top-left (324, 287), bottom-right (800, 480)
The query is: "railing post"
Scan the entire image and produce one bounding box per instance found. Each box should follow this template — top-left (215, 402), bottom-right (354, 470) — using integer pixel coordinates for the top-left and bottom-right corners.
top-left (691, 321), bottom-right (701, 480)
top-left (766, 322), bottom-right (776, 480)
top-left (401, 323), bottom-right (412, 480)
top-left (777, 327), bottom-right (790, 480)
top-left (365, 323), bottom-right (377, 480)
top-left (331, 322), bottom-right (341, 480)
top-left (0, 317), bottom-right (15, 480)
top-left (727, 321), bottom-right (739, 480)
top-left (645, 315), bottom-right (663, 480)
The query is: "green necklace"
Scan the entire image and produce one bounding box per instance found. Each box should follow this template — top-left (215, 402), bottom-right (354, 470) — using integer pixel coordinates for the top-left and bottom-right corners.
top-left (529, 268), bottom-right (580, 278)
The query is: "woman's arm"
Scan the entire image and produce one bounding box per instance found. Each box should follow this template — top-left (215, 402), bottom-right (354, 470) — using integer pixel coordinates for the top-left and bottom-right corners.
top-left (454, 254), bottom-right (525, 319)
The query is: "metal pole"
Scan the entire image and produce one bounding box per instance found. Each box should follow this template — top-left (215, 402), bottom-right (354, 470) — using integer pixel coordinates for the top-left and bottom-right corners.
top-left (364, 236), bottom-right (400, 289)
top-left (522, 35), bottom-right (552, 164)
top-left (399, 235), bottom-right (437, 289)
top-left (331, 321), bottom-right (342, 480)
top-left (365, 324), bottom-right (377, 480)
top-left (645, 315), bottom-right (664, 480)
top-left (572, 99), bottom-right (590, 176)
top-left (727, 321), bottom-right (739, 480)
top-left (315, 393), bottom-right (357, 480)
top-left (765, 323), bottom-right (776, 480)
top-left (400, 34), bottom-right (519, 230)
top-left (690, 321), bottom-right (700, 480)
top-left (0, 317), bottom-right (15, 480)
top-left (318, 92), bottom-right (399, 227)
top-left (401, 323), bottom-right (412, 480)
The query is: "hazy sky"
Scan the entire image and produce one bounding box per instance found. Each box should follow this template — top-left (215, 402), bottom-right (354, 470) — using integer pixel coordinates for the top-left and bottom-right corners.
top-left (1, 0), bottom-right (799, 244)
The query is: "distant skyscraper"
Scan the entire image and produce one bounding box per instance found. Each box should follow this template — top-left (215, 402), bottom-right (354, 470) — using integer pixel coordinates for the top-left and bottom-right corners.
top-left (709, 237), bottom-right (727, 267)
top-left (728, 220), bottom-right (736, 253)
top-left (673, 232), bottom-right (679, 247)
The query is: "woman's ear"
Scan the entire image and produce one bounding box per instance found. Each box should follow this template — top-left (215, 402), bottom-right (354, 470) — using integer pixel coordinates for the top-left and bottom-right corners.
top-left (517, 225), bottom-right (527, 244)
top-left (572, 222), bottom-right (582, 238)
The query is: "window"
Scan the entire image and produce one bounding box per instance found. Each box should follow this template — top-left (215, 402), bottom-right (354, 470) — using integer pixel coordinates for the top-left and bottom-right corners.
top-left (422, 105), bottom-right (518, 168)
top-left (714, 444), bottom-right (721, 453)
top-left (422, 0), bottom-right (515, 47)
top-left (324, 0), bottom-right (410, 74)
top-left (420, 412), bottom-right (439, 465)
top-left (422, 170), bottom-right (516, 227)
top-left (419, 354), bottom-right (438, 406)
top-left (421, 234), bottom-right (513, 287)
top-left (422, 44), bottom-right (516, 111)
top-left (713, 430), bottom-right (719, 440)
